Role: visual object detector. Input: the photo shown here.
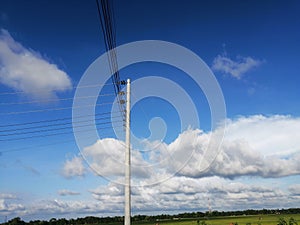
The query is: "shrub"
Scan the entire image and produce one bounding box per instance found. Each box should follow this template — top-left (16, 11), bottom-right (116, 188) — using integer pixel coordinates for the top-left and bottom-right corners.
top-left (278, 217), bottom-right (288, 225)
top-left (289, 217), bottom-right (298, 225)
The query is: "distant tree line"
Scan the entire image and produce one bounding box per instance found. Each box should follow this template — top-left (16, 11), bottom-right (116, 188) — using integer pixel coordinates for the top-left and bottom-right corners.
top-left (2, 208), bottom-right (300, 225)
top-left (203, 208), bottom-right (300, 218)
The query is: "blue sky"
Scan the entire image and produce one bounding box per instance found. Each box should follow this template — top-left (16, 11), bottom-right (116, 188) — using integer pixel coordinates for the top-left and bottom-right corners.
top-left (0, 0), bottom-right (300, 221)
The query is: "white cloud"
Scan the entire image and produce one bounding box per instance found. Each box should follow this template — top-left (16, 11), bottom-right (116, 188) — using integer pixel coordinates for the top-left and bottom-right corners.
top-left (1, 175), bottom-right (299, 219)
top-left (58, 190), bottom-right (81, 196)
top-left (0, 193), bottom-right (17, 199)
top-left (224, 115), bottom-right (300, 156)
top-left (163, 115), bottom-right (300, 179)
top-left (3, 114), bottom-right (299, 219)
top-left (0, 29), bottom-right (72, 99)
top-left (0, 199), bottom-right (25, 214)
top-left (0, 197), bottom-right (122, 219)
top-left (67, 115), bottom-right (300, 182)
top-left (27, 199), bottom-right (92, 217)
top-left (62, 155), bottom-right (85, 178)
top-left (87, 176), bottom-right (291, 214)
top-left (83, 138), bottom-right (151, 181)
top-left (89, 184), bottom-right (124, 211)
top-left (131, 115), bottom-right (300, 180)
top-left (289, 184), bottom-right (300, 196)
top-left (0, 193), bottom-right (24, 215)
top-left (212, 54), bottom-right (262, 79)
top-left (56, 114), bottom-right (300, 218)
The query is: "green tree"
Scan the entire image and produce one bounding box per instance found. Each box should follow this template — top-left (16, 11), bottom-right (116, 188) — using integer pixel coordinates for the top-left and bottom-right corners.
top-left (7, 217), bottom-right (25, 225)
top-left (49, 218), bottom-right (56, 225)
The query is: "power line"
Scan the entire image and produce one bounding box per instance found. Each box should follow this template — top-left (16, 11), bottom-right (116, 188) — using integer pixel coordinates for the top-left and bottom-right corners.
top-left (0, 93), bottom-right (115, 106)
top-left (0, 1), bottom-right (127, 160)
top-left (0, 115), bottom-right (123, 135)
top-left (1, 138), bottom-right (86, 154)
top-left (0, 111), bottom-right (119, 128)
top-left (0, 127), bottom-right (124, 154)
top-left (96, 0), bottom-right (120, 90)
top-left (0, 82), bottom-right (116, 96)
top-left (0, 121), bottom-right (124, 142)
top-left (95, 0), bottom-right (126, 120)
top-left (0, 101), bottom-right (116, 116)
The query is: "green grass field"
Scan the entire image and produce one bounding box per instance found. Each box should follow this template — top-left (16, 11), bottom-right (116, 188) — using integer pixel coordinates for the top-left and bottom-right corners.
top-left (132, 214), bottom-right (300, 225)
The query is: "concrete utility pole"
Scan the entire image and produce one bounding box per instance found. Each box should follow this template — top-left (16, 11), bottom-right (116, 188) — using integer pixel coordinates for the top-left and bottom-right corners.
top-left (124, 79), bottom-right (131, 225)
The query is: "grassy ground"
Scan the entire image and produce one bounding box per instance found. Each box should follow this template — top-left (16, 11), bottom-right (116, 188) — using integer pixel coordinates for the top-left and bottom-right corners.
top-left (132, 214), bottom-right (300, 225)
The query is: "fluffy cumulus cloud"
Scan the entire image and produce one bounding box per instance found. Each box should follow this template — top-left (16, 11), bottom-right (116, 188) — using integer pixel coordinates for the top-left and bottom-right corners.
top-left (62, 155), bottom-right (85, 178)
top-left (0, 193), bottom-right (25, 216)
top-left (212, 54), bottom-right (262, 79)
top-left (65, 114), bottom-right (300, 181)
top-left (55, 114), bottom-right (300, 219)
top-left (0, 29), bottom-right (72, 99)
top-left (82, 138), bottom-right (151, 181)
top-left (166, 115), bottom-right (300, 179)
